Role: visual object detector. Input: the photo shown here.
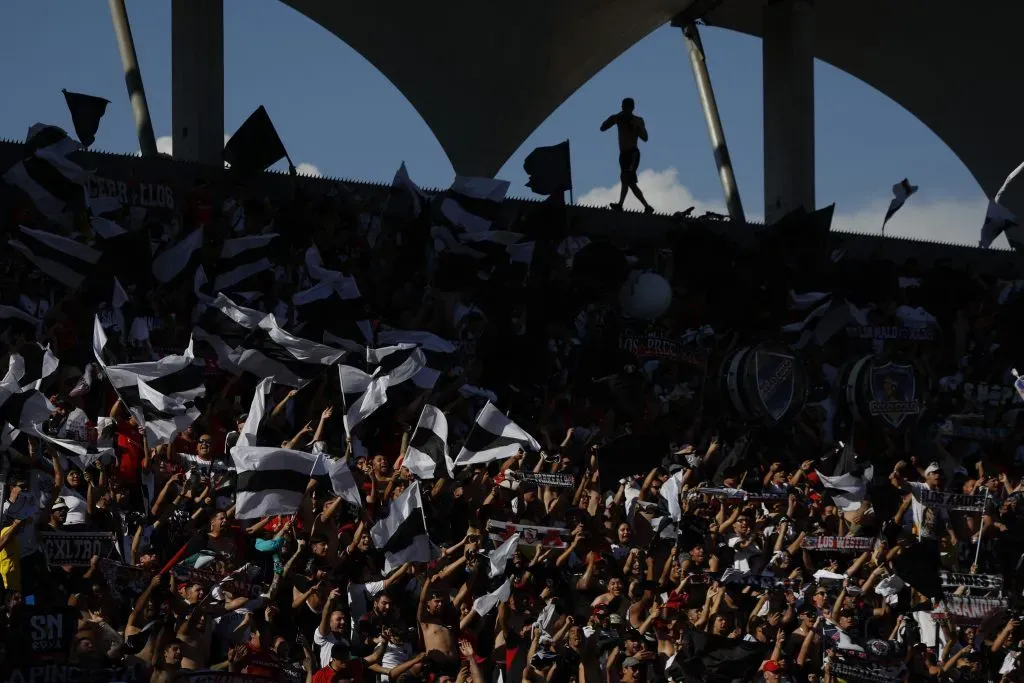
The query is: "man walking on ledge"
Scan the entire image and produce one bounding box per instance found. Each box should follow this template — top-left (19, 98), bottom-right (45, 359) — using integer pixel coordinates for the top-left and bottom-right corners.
top-left (600, 97), bottom-right (654, 214)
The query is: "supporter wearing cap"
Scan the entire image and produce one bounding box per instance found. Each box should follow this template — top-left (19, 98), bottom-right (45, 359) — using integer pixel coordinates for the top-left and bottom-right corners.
top-left (761, 659), bottom-right (784, 682)
top-left (891, 459), bottom-right (948, 540)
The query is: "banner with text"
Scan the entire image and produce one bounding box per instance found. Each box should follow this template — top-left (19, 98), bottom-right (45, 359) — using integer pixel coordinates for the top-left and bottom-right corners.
top-left (40, 531), bottom-right (116, 567)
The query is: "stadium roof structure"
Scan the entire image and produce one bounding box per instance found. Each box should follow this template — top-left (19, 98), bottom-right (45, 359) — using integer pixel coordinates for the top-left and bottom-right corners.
top-left (271, 0), bottom-right (1023, 220)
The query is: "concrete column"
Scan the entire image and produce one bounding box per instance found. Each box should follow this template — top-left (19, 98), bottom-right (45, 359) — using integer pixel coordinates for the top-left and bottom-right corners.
top-left (172, 0), bottom-right (224, 165)
top-left (762, 0), bottom-right (815, 223)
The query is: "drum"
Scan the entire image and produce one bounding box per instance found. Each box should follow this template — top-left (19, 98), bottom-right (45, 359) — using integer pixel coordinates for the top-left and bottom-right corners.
top-left (720, 343), bottom-right (807, 425)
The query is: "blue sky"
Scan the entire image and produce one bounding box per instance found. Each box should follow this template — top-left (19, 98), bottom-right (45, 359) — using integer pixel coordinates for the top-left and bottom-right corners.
top-left (0, 0), bottom-right (998, 246)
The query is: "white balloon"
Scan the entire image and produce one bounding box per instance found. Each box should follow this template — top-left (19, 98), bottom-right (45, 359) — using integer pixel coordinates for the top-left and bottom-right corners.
top-left (619, 271), bottom-right (672, 320)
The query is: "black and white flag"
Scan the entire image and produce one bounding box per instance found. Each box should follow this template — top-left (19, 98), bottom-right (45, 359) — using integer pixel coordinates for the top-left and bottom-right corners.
top-left (212, 234), bottom-right (278, 293)
top-left (781, 294), bottom-right (867, 349)
top-left (403, 405), bottom-right (453, 480)
top-left (9, 226), bottom-right (102, 289)
top-left (3, 343), bottom-right (59, 391)
top-left (130, 378), bottom-right (201, 445)
top-left (310, 444), bottom-right (362, 508)
top-left (298, 276), bottom-right (372, 352)
top-left (232, 314), bottom-right (346, 387)
top-left (815, 466), bottom-right (874, 513)
top-left (232, 444), bottom-right (318, 519)
top-left (881, 178), bottom-right (917, 233)
top-left (62, 90), bottom-right (109, 148)
top-left (454, 401), bottom-right (541, 466)
top-left (980, 161), bottom-right (1024, 249)
top-left (93, 317), bottom-right (206, 408)
top-left (366, 344), bottom-right (427, 387)
top-left (0, 381), bottom-right (53, 432)
top-left (153, 227), bottom-right (204, 285)
top-left (375, 329), bottom-right (456, 389)
top-left (369, 481), bottom-right (431, 573)
top-left (192, 293), bottom-right (265, 374)
top-left (440, 175), bottom-right (510, 234)
top-left (387, 162), bottom-right (428, 218)
top-left (33, 430), bottom-right (113, 471)
top-left (2, 123), bottom-right (88, 226)
top-left (338, 365), bottom-right (389, 435)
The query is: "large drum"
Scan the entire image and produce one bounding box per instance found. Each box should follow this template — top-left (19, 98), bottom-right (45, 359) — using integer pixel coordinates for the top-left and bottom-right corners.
top-left (842, 354), bottom-right (922, 428)
top-left (720, 343), bottom-right (807, 425)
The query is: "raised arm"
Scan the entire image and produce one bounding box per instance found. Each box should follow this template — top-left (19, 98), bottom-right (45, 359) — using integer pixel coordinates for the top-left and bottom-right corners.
top-left (600, 114), bottom-right (618, 132)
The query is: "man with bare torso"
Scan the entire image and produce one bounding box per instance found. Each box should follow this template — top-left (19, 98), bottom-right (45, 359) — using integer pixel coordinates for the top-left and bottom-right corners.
top-left (417, 576), bottom-right (457, 660)
top-left (600, 98), bottom-right (654, 214)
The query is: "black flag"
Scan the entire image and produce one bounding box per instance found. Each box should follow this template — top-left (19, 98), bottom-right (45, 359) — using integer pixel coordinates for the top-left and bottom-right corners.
top-left (62, 90), bottom-right (109, 147)
top-left (224, 106), bottom-right (288, 174)
top-left (524, 140), bottom-right (572, 196)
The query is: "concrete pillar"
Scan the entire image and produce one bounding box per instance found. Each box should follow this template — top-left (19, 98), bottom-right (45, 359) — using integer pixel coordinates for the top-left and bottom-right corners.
top-left (172, 0), bottom-right (224, 165)
top-left (762, 0), bottom-right (815, 223)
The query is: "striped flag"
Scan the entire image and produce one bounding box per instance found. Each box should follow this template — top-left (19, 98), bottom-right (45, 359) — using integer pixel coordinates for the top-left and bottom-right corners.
top-left (62, 90), bottom-right (110, 148)
top-left (293, 276), bottom-right (373, 351)
top-left (403, 405), bottom-right (452, 480)
top-left (236, 377), bottom-right (273, 450)
top-left (33, 429), bottom-right (113, 471)
top-left (338, 365), bottom-right (389, 435)
top-left (369, 481), bottom-right (431, 573)
top-left (2, 123), bottom-right (88, 227)
top-left (231, 444), bottom-right (318, 519)
top-left (310, 444), bottom-right (362, 508)
top-left (0, 382), bottom-right (53, 432)
top-left (93, 317), bottom-right (206, 408)
top-left (439, 176), bottom-right (510, 234)
top-left (386, 161), bottom-right (428, 218)
top-left (130, 378), bottom-right (201, 445)
top-left (980, 161), bottom-right (1024, 249)
top-left (454, 402), bottom-right (541, 466)
top-left (366, 344), bottom-right (427, 387)
top-left (232, 314), bottom-right (346, 387)
top-left (881, 178), bottom-right (917, 233)
top-left (153, 227), bottom-right (204, 285)
top-left (815, 466), bottom-right (874, 513)
top-left (192, 293), bottom-right (265, 374)
top-left (376, 329), bottom-right (456, 390)
top-left (780, 294), bottom-right (867, 349)
top-left (2, 343), bottom-right (59, 391)
top-left (8, 226), bottom-right (102, 289)
top-left (212, 234), bottom-right (278, 293)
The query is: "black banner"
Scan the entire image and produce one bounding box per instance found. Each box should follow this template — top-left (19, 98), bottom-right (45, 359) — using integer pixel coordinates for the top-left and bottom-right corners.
top-left (618, 333), bottom-right (706, 368)
top-left (40, 531), bottom-right (116, 567)
top-left (26, 606), bottom-right (76, 663)
top-left (801, 536), bottom-right (875, 552)
top-left (2, 664), bottom-right (141, 683)
top-left (846, 325), bottom-right (935, 341)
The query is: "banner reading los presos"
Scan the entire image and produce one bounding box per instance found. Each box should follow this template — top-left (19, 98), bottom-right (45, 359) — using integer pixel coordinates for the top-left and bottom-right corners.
top-left (40, 531), bottom-right (116, 567)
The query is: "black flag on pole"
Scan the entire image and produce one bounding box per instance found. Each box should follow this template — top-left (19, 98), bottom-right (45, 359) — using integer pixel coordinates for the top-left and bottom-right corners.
top-left (223, 105), bottom-right (288, 174)
top-left (62, 90), bottom-right (109, 148)
top-left (524, 140), bottom-right (572, 196)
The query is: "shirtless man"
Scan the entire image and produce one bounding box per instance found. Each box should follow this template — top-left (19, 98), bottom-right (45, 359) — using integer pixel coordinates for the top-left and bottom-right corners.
top-left (417, 576), bottom-right (457, 660)
top-left (600, 98), bottom-right (654, 214)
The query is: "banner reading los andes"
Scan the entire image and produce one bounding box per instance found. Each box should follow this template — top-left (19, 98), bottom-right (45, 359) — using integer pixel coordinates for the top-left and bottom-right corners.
top-left (720, 343), bottom-right (807, 426)
top-left (2, 664), bottom-right (142, 683)
top-left (40, 531), bottom-right (116, 567)
top-left (487, 520), bottom-right (571, 548)
top-left (939, 571), bottom-right (1004, 590)
top-left (843, 354), bottom-right (922, 429)
top-left (911, 489), bottom-right (987, 512)
top-left (801, 536), bottom-right (875, 552)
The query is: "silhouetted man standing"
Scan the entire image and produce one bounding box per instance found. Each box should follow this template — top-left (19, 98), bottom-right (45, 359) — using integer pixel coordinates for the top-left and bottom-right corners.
top-left (600, 98), bottom-right (654, 213)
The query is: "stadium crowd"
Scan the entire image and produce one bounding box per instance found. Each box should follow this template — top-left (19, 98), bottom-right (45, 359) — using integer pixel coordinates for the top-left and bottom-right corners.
top-left (0, 122), bottom-right (1022, 683)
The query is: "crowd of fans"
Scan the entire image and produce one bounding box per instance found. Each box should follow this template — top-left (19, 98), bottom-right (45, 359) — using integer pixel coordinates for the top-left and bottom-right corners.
top-left (0, 130), bottom-right (1022, 683)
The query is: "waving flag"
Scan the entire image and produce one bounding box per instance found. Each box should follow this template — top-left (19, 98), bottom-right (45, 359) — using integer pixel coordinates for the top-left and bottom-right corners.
top-left (881, 178), bottom-right (917, 233)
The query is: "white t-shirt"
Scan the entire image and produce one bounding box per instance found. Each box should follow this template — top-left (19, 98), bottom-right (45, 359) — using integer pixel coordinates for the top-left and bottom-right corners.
top-left (906, 481), bottom-right (948, 540)
top-left (727, 534), bottom-right (761, 572)
top-left (61, 487), bottom-right (89, 526)
top-left (313, 625), bottom-right (351, 670)
top-left (381, 641), bottom-right (415, 681)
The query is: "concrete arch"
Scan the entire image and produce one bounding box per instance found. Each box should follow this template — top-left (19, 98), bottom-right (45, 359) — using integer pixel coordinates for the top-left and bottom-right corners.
top-left (276, 0), bottom-right (1024, 222)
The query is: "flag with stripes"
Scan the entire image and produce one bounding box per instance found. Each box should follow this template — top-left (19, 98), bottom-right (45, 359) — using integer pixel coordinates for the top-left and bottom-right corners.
top-left (376, 329), bottom-right (456, 390)
top-left (192, 293), bottom-right (265, 374)
top-left (0, 382), bottom-right (53, 432)
top-left (232, 314), bottom-right (346, 387)
top-left (93, 317), bottom-right (206, 408)
top-left (881, 178), bottom-right (917, 232)
top-left (454, 402), bottom-right (541, 466)
top-left (33, 429), bottom-right (113, 471)
top-left (293, 276), bottom-right (373, 351)
top-left (231, 444), bottom-right (318, 519)
top-left (212, 234), bottom-right (278, 293)
top-left (439, 176), bottom-right (510, 234)
top-left (3, 344), bottom-right (59, 391)
top-left (0, 306), bottom-right (39, 342)
top-left (130, 378), bottom-right (202, 445)
top-left (366, 344), bottom-right (427, 387)
top-left (369, 481), bottom-right (431, 573)
top-left (153, 227), bottom-right (204, 285)
top-left (9, 226), bottom-right (102, 289)
top-left (338, 365), bottom-right (389, 436)
top-left (236, 377), bottom-right (273, 451)
top-left (815, 465), bottom-right (874, 513)
top-left (309, 444), bottom-right (362, 508)
top-left (403, 405), bottom-right (452, 480)
top-left (780, 294), bottom-right (867, 349)
top-left (458, 230), bottom-right (536, 268)
top-left (2, 123), bottom-right (88, 227)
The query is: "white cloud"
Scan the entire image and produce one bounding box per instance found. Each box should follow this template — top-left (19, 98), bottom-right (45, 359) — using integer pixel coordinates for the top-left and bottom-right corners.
top-left (294, 162), bottom-right (321, 177)
top-left (580, 167), bottom-right (994, 247)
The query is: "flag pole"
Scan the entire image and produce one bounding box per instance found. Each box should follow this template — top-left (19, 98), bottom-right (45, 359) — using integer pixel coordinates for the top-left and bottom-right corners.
top-left (972, 486), bottom-right (989, 570)
top-left (107, 0), bottom-right (158, 157)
